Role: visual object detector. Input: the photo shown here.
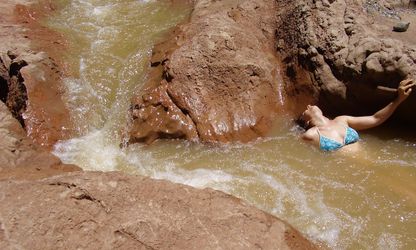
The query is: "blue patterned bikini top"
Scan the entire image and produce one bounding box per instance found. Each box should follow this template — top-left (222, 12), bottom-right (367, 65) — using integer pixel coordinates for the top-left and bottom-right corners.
top-left (318, 126), bottom-right (360, 151)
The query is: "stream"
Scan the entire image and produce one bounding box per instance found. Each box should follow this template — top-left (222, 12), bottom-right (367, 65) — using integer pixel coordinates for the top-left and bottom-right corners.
top-left (47, 0), bottom-right (416, 249)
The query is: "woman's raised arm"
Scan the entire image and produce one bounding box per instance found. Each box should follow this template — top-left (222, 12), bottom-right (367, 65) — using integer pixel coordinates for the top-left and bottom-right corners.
top-left (335, 79), bottom-right (415, 131)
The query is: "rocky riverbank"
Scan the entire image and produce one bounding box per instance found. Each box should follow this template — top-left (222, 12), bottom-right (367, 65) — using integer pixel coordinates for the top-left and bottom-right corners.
top-left (0, 101), bottom-right (80, 180)
top-left (0, 171), bottom-right (318, 249)
top-left (0, 0), bottom-right (75, 149)
top-left (0, 97), bottom-right (318, 248)
top-left (128, 0), bottom-right (416, 144)
top-left (0, 0), bottom-right (318, 248)
top-left (1, 94), bottom-right (318, 248)
top-left (0, 0), bottom-right (80, 178)
top-left (2, 0), bottom-right (415, 248)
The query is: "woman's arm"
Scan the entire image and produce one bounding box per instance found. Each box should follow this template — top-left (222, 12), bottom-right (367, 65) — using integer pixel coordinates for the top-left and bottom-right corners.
top-left (335, 79), bottom-right (415, 130)
top-left (301, 127), bottom-right (316, 141)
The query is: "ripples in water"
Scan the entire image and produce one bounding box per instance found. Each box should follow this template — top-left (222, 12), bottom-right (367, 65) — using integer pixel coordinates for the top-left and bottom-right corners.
top-left (48, 0), bottom-right (416, 249)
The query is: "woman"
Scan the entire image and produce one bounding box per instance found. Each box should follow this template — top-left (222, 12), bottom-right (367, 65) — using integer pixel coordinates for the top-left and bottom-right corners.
top-left (300, 79), bottom-right (415, 151)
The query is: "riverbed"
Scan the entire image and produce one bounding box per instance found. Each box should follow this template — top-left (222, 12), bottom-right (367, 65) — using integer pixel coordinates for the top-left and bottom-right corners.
top-left (47, 0), bottom-right (416, 249)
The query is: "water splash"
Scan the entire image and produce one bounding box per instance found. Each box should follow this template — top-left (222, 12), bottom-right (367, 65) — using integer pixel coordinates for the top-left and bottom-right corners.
top-left (48, 0), bottom-right (416, 249)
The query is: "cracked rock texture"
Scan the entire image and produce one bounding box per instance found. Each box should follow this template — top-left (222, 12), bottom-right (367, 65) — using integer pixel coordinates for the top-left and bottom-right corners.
top-left (129, 0), bottom-right (282, 144)
top-left (0, 0), bottom-right (74, 148)
top-left (129, 0), bottom-right (416, 145)
top-left (0, 1), bottom-right (317, 249)
top-left (0, 101), bottom-right (80, 180)
top-left (0, 99), bottom-right (316, 250)
top-left (275, 0), bottom-right (416, 119)
top-left (0, 171), bottom-right (317, 250)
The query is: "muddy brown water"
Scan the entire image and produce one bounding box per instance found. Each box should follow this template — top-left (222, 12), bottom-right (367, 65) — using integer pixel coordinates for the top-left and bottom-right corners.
top-left (47, 1), bottom-right (416, 249)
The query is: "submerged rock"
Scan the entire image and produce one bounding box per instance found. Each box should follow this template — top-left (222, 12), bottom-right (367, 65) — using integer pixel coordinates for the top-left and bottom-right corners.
top-left (0, 171), bottom-right (318, 249)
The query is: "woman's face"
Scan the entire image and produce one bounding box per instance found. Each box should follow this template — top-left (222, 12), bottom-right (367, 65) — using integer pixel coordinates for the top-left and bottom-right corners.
top-left (301, 105), bottom-right (323, 124)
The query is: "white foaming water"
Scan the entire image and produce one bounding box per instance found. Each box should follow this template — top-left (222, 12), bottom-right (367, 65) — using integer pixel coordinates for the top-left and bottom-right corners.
top-left (275, 65), bottom-right (285, 106)
top-left (54, 130), bottom-right (120, 171)
top-left (150, 167), bottom-right (234, 190)
top-left (92, 5), bottom-right (111, 17)
top-left (378, 233), bottom-right (403, 250)
top-left (49, 0), bottom-right (416, 249)
top-left (61, 77), bottom-right (106, 134)
top-left (239, 165), bottom-right (365, 249)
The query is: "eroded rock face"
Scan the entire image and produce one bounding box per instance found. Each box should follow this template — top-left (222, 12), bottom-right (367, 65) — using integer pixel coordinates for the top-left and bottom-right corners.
top-left (0, 0), bottom-right (74, 148)
top-left (275, 0), bottom-right (416, 119)
top-left (130, 0), bottom-right (416, 144)
top-left (129, 0), bottom-right (282, 144)
top-left (0, 92), bottom-right (316, 250)
top-left (0, 171), bottom-right (318, 249)
top-left (0, 101), bottom-right (80, 180)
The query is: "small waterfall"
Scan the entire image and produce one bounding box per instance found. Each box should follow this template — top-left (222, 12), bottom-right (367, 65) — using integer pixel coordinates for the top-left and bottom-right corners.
top-left (48, 1), bottom-right (416, 249)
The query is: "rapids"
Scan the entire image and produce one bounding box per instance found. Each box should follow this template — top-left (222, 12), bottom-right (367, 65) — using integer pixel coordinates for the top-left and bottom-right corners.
top-left (47, 0), bottom-right (416, 249)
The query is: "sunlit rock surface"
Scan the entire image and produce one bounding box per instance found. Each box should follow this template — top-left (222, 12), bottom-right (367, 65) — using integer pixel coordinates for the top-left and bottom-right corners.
top-left (129, 0), bottom-right (416, 145)
top-left (0, 100), bottom-right (317, 249)
top-left (0, 101), bottom-right (80, 180)
top-left (0, 171), bottom-right (318, 250)
top-left (0, 2), bottom-right (318, 249)
top-left (129, 0), bottom-right (282, 144)
top-left (0, 0), bottom-right (74, 148)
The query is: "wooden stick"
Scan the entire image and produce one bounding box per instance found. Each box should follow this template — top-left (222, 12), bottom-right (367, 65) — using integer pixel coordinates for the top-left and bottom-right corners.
top-left (377, 86), bottom-right (397, 93)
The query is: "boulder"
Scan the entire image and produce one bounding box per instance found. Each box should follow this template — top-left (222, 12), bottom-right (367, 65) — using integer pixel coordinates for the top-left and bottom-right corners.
top-left (393, 21), bottom-right (410, 32)
top-left (0, 171), bottom-right (318, 249)
top-left (0, 90), bottom-right (316, 250)
top-left (0, 0), bottom-right (74, 149)
top-left (0, 100), bottom-right (80, 180)
top-left (129, 0), bottom-right (282, 144)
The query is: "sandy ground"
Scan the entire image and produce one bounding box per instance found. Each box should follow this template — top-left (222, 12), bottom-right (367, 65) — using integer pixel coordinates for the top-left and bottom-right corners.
top-left (368, 5), bottom-right (416, 47)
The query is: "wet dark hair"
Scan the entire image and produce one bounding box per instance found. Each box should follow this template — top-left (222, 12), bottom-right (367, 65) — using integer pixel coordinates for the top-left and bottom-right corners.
top-left (295, 114), bottom-right (310, 129)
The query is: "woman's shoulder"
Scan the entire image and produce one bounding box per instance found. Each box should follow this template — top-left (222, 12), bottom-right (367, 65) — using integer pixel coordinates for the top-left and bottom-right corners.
top-left (301, 127), bottom-right (318, 141)
top-left (333, 116), bottom-right (350, 124)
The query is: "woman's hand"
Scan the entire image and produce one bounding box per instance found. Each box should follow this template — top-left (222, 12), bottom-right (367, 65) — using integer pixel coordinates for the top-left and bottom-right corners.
top-left (336, 78), bottom-right (415, 130)
top-left (398, 79), bottom-right (415, 102)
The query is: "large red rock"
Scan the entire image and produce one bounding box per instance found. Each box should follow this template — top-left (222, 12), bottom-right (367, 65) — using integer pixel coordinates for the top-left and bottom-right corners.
top-left (0, 98), bottom-right (317, 249)
top-left (0, 101), bottom-right (80, 180)
top-left (275, 0), bottom-right (416, 120)
top-left (0, 171), bottom-right (318, 249)
top-left (0, 2), bottom-right (322, 248)
top-left (0, 0), bottom-right (74, 149)
top-left (129, 0), bottom-right (282, 144)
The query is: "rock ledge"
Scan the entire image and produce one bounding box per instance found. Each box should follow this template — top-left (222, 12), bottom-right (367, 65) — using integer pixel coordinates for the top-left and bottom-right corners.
top-left (0, 171), bottom-right (318, 249)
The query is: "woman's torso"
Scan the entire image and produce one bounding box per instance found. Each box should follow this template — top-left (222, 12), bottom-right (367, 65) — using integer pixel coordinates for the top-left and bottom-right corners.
top-left (306, 120), bottom-right (360, 151)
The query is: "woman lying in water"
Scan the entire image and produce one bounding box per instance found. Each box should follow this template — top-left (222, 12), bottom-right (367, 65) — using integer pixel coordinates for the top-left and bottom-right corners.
top-left (300, 79), bottom-right (415, 151)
